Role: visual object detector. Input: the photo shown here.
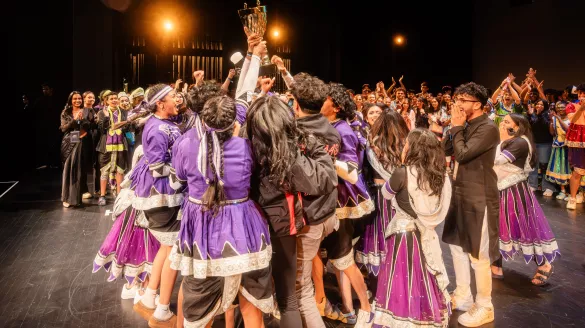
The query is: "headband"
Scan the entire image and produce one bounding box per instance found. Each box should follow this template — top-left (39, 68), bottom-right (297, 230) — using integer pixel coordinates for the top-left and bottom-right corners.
top-left (147, 85), bottom-right (173, 106)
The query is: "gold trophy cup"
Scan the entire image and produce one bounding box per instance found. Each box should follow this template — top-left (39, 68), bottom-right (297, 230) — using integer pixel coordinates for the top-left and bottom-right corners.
top-left (238, 1), bottom-right (271, 66)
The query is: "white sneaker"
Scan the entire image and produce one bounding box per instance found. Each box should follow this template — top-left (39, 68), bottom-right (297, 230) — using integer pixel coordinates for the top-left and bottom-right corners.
top-left (133, 289), bottom-right (160, 305)
top-left (450, 290), bottom-right (473, 311)
top-left (354, 309), bottom-right (374, 328)
top-left (121, 284), bottom-right (139, 300)
top-left (62, 202), bottom-right (70, 208)
top-left (542, 189), bottom-right (554, 197)
top-left (82, 192), bottom-right (93, 199)
top-left (556, 192), bottom-right (566, 200)
top-left (457, 304), bottom-right (495, 327)
top-left (567, 198), bottom-right (577, 210)
top-left (576, 193), bottom-right (584, 204)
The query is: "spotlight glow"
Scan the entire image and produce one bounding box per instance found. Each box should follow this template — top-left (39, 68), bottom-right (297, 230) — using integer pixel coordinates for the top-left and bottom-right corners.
top-left (164, 21), bottom-right (173, 31)
top-left (273, 30), bottom-right (280, 37)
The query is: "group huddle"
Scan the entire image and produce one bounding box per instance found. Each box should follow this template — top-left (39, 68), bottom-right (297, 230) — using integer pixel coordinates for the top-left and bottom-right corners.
top-left (74, 30), bottom-right (583, 328)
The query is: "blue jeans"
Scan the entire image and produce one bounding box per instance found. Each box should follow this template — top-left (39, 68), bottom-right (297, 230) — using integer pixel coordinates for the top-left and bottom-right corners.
top-left (528, 143), bottom-right (556, 191)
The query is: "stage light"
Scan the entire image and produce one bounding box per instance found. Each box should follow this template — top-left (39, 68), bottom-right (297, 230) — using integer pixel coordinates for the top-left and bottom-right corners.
top-left (394, 35), bottom-right (405, 45)
top-left (273, 29), bottom-right (280, 37)
top-left (164, 21), bottom-right (173, 31)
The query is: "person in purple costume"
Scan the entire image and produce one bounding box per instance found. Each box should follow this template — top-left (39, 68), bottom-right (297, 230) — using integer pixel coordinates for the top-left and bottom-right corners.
top-left (169, 95), bottom-right (273, 328)
top-left (374, 129), bottom-right (452, 328)
top-left (491, 114), bottom-right (560, 286)
top-left (358, 111), bottom-right (409, 276)
top-left (129, 84), bottom-right (183, 328)
top-left (318, 82), bottom-right (375, 325)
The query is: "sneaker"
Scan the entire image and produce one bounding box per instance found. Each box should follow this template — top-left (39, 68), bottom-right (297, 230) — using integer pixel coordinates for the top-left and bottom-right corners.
top-left (457, 304), bottom-right (495, 327)
top-left (450, 290), bottom-right (473, 312)
top-left (134, 290), bottom-right (160, 306)
top-left (542, 189), bottom-right (554, 197)
top-left (576, 193), bottom-right (584, 204)
top-left (354, 309), bottom-right (374, 328)
top-left (121, 284), bottom-right (139, 300)
top-left (98, 196), bottom-right (107, 206)
top-left (556, 192), bottom-right (566, 200)
top-left (567, 198), bottom-right (577, 210)
top-left (82, 192), bottom-right (93, 199)
top-left (62, 202), bottom-right (71, 208)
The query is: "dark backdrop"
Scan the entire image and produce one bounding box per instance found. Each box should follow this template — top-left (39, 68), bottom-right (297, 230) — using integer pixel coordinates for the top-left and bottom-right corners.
top-left (8, 0), bottom-right (582, 177)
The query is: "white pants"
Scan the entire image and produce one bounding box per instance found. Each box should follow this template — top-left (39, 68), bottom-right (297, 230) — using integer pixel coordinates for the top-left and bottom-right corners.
top-left (449, 209), bottom-right (493, 309)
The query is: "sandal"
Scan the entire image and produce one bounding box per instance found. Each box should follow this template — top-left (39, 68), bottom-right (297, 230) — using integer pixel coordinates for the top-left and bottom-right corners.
top-left (531, 264), bottom-right (554, 286)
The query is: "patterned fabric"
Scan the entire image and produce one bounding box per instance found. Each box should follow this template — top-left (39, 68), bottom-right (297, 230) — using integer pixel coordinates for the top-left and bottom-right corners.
top-left (498, 180), bottom-right (561, 265)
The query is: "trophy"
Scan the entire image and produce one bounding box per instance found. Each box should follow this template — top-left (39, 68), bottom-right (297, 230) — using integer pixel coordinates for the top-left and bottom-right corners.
top-left (238, 1), bottom-right (271, 66)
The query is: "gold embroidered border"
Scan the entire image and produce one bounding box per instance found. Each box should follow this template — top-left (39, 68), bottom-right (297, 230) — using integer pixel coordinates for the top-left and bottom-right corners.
top-left (170, 244), bottom-right (273, 279)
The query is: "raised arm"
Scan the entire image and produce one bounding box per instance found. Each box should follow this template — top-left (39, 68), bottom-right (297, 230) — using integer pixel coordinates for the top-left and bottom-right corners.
top-left (221, 69), bottom-right (236, 93)
top-left (272, 55), bottom-right (294, 89)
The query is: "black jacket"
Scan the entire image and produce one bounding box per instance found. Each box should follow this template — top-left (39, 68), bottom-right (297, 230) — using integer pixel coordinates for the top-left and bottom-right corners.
top-left (251, 135), bottom-right (338, 237)
top-left (296, 113), bottom-right (341, 224)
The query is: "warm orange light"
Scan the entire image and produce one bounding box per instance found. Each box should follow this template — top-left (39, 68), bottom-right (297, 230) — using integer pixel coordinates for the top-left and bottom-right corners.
top-left (164, 21), bottom-right (173, 31)
top-left (394, 35), bottom-right (404, 45)
top-left (273, 30), bottom-right (280, 37)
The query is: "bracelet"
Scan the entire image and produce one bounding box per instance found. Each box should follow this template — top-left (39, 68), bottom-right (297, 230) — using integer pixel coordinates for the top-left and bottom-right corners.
top-left (246, 51), bottom-right (253, 57)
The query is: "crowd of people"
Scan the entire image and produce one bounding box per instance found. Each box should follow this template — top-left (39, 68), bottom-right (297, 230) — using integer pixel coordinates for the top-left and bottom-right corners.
top-left (53, 27), bottom-right (584, 328)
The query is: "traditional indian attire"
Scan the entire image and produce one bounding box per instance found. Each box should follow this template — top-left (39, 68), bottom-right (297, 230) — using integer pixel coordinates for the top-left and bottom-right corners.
top-left (493, 137), bottom-right (561, 265)
top-left (373, 166), bottom-right (451, 328)
top-left (545, 116), bottom-right (572, 185)
top-left (92, 114), bottom-right (182, 283)
top-left (356, 148), bottom-right (394, 276)
top-left (60, 107), bottom-right (96, 205)
top-left (97, 107), bottom-right (129, 187)
top-left (169, 116), bottom-right (274, 327)
top-left (442, 114), bottom-right (500, 310)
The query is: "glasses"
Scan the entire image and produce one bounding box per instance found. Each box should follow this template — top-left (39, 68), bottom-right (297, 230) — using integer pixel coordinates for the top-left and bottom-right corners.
top-left (454, 97), bottom-right (479, 104)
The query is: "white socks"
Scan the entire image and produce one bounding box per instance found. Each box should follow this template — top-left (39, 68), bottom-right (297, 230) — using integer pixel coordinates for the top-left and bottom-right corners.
top-left (142, 288), bottom-right (157, 308)
top-left (154, 303), bottom-right (173, 321)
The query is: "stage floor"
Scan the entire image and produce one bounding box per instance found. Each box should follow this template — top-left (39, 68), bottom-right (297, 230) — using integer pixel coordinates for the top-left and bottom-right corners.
top-left (0, 169), bottom-right (583, 328)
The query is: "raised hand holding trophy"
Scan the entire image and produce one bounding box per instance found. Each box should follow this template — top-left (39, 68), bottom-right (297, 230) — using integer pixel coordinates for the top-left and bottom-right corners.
top-left (238, 1), bottom-right (271, 66)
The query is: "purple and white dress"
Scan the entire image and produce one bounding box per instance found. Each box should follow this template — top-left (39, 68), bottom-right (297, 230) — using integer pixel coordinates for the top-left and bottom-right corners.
top-left (169, 125), bottom-right (273, 326)
top-left (333, 119), bottom-right (375, 219)
top-left (92, 115), bottom-right (182, 283)
top-left (374, 166), bottom-right (451, 328)
top-left (494, 136), bottom-right (561, 264)
top-left (356, 148), bottom-right (395, 276)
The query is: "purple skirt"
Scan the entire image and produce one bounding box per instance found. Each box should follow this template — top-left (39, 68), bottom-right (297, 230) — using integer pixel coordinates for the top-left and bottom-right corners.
top-left (374, 231), bottom-right (449, 327)
top-left (356, 187), bottom-right (394, 276)
top-left (499, 180), bottom-right (561, 265)
top-left (93, 208), bottom-right (160, 284)
top-left (336, 175), bottom-right (375, 219)
top-left (170, 199), bottom-right (272, 279)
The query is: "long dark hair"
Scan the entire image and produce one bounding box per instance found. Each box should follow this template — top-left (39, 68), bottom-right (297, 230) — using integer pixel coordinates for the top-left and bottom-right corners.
top-left (64, 91), bottom-right (82, 113)
top-left (403, 128), bottom-right (446, 196)
top-left (504, 113), bottom-right (537, 168)
top-left (369, 111), bottom-right (409, 170)
top-left (246, 95), bottom-right (307, 191)
top-left (200, 95), bottom-right (236, 213)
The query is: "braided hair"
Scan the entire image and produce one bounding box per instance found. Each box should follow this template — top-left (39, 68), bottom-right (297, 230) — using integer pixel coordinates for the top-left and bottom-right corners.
top-left (200, 95), bottom-right (236, 213)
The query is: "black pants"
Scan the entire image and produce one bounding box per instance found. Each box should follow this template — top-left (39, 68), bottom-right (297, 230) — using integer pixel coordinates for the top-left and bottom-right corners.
top-left (271, 235), bottom-right (302, 328)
